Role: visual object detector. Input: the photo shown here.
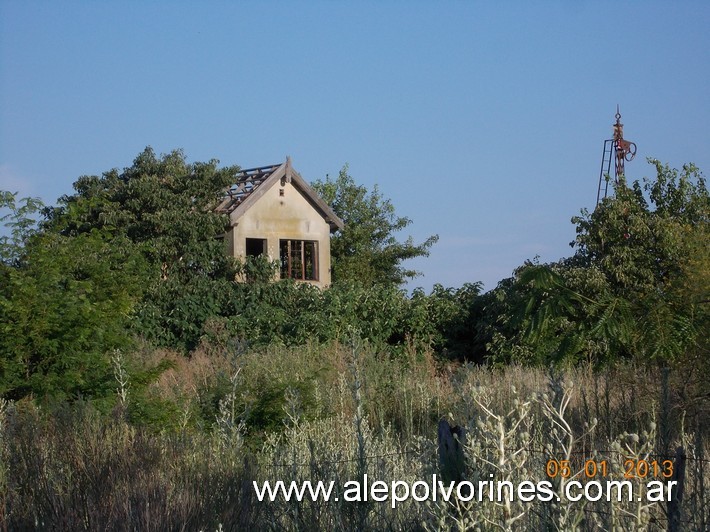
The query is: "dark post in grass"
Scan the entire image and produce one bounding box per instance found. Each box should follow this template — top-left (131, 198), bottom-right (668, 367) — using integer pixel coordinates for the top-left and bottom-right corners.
top-left (437, 418), bottom-right (467, 485)
top-left (667, 446), bottom-right (686, 532)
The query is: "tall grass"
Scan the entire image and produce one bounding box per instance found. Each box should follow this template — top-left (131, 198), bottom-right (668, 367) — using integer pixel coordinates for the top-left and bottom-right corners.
top-left (1, 341), bottom-right (708, 530)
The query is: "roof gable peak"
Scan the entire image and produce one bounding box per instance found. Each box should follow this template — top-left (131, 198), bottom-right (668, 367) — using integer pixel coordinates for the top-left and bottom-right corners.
top-left (216, 157), bottom-right (344, 232)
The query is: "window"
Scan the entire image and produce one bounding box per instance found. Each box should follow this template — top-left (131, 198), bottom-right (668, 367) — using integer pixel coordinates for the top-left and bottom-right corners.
top-left (246, 238), bottom-right (267, 258)
top-left (280, 240), bottom-right (318, 281)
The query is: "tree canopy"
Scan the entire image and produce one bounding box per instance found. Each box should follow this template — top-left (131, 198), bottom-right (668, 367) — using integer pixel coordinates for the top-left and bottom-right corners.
top-left (42, 147), bottom-right (242, 349)
top-left (1, 192), bottom-right (148, 401)
top-left (311, 166), bottom-right (438, 286)
top-left (571, 160), bottom-right (708, 299)
top-left (477, 159), bottom-right (709, 366)
top-left (1, 149), bottom-right (456, 403)
top-left (2, 149), bottom-right (705, 406)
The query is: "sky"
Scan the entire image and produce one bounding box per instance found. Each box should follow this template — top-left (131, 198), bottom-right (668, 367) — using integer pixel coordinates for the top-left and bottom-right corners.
top-left (1, 1), bottom-right (708, 292)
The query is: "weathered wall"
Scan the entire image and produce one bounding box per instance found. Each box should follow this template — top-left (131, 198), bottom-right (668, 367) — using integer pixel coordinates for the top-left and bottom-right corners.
top-left (227, 179), bottom-right (333, 287)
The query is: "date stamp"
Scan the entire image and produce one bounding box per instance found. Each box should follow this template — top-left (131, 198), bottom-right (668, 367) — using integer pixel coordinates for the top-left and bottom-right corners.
top-left (546, 459), bottom-right (674, 479)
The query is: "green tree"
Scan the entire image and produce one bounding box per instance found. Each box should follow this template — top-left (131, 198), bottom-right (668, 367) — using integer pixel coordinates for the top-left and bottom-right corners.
top-left (571, 161), bottom-right (708, 298)
top-left (1, 223), bottom-right (147, 401)
top-left (45, 147), bottom-right (242, 349)
top-left (1, 148), bottom-right (245, 400)
top-left (311, 166), bottom-right (438, 286)
top-left (0, 191), bottom-right (44, 267)
top-left (479, 160), bottom-right (708, 366)
top-left (407, 282), bottom-right (483, 359)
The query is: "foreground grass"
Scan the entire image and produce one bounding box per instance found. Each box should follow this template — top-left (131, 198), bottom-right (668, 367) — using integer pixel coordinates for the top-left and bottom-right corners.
top-left (1, 342), bottom-right (709, 530)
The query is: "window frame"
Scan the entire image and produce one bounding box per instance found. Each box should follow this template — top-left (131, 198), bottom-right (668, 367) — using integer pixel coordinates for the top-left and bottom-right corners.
top-left (279, 239), bottom-right (319, 281)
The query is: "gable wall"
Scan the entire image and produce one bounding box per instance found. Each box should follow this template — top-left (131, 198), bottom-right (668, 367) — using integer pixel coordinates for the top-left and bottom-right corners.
top-left (227, 179), bottom-right (333, 287)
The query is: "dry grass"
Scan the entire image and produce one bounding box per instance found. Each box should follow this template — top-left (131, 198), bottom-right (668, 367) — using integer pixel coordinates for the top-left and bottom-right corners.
top-left (1, 341), bottom-right (708, 530)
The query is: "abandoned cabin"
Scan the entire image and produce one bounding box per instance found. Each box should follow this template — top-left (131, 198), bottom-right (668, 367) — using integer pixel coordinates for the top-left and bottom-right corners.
top-left (216, 158), bottom-right (344, 288)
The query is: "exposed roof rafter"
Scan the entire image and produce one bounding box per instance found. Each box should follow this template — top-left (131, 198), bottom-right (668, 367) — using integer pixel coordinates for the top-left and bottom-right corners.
top-left (216, 159), bottom-right (344, 232)
top-left (215, 163), bottom-right (281, 214)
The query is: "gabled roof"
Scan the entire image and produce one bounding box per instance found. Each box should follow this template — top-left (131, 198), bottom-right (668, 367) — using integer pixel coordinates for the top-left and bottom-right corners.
top-left (216, 158), bottom-right (344, 232)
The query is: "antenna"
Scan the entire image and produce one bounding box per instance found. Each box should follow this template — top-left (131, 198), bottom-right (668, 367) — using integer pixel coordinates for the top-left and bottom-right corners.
top-left (596, 106), bottom-right (637, 205)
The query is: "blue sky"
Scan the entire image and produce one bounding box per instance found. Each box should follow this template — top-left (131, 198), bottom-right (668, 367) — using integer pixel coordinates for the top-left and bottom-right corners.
top-left (1, 1), bottom-right (708, 291)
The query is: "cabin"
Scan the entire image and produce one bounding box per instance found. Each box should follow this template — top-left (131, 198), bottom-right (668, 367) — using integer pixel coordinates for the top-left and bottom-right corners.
top-left (216, 158), bottom-right (344, 287)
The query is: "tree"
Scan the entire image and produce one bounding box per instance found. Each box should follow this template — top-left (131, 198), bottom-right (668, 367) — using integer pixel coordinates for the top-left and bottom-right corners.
top-left (478, 160), bottom-right (708, 366)
top-left (311, 166), bottom-right (438, 286)
top-left (1, 191), bottom-right (45, 267)
top-left (1, 194), bottom-right (147, 401)
top-left (571, 161), bottom-right (708, 298)
top-left (45, 147), bottom-right (242, 349)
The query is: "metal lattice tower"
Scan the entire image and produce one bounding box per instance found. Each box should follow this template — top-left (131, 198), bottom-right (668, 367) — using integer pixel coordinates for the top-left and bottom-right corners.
top-left (597, 106), bottom-right (637, 205)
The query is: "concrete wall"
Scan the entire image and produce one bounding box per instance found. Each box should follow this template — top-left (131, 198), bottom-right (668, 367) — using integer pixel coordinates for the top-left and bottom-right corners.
top-left (227, 179), bottom-right (333, 287)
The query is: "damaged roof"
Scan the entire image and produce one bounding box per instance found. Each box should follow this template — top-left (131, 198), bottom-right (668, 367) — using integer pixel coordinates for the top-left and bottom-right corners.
top-left (215, 158), bottom-right (344, 232)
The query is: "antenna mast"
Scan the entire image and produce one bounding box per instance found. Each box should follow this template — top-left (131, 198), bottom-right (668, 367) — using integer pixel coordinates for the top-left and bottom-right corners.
top-left (596, 106), bottom-right (637, 205)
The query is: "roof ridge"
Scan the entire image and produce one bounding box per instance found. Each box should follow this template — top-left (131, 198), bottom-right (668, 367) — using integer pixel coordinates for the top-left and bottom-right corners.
top-left (216, 163), bottom-right (283, 214)
top-left (215, 160), bottom-right (343, 231)
top-left (235, 163), bottom-right (282, 177)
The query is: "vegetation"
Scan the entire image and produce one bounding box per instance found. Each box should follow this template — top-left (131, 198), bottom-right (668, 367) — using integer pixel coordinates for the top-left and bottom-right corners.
top-left (0, 149), bottom-right (708, 530)
top-left (42, 147), bottom-right (242, 351)
top-left (2, 346), bottom-right (709, 530)
top-left (311, 166), bottom-right (439, 286)
top-left (477, 161), bottom-right (708, 367)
